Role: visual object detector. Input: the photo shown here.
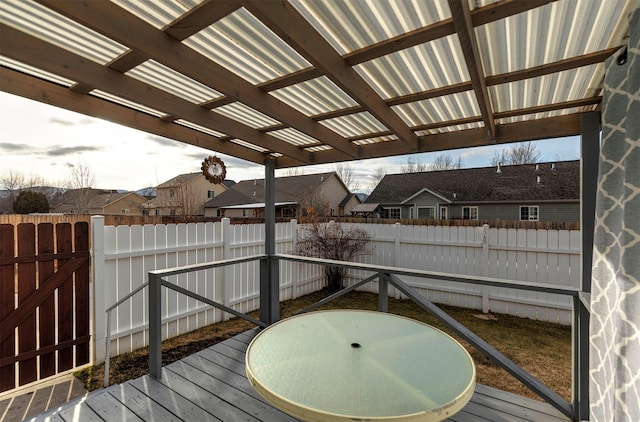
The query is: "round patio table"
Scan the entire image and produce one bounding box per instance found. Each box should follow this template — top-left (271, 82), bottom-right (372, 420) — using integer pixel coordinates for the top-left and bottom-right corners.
top-left (245, 310), bottom-right (475, 422)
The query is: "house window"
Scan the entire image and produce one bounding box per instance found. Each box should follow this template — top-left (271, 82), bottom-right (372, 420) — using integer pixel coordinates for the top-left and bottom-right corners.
top-left (207, 190), bottom-right (215, 198)
top-left (121, 208), bottom-right (130, 214)
top-left (385, 207), bottom-right (400, 219)
top-left (417, 207), bottom-right (435, 219)
top-left (409, 207), bottom-right (414, 219)
top-left (216, 209), bottom-right (222, 217)
top-left (462, 206), bottom-right (478, 220)
top-left (169, 189), bottom-right (175, 198)
top-left (440, 206), bottom-right (448, 220)
top-left (520, 206), bottom-right (539, 221)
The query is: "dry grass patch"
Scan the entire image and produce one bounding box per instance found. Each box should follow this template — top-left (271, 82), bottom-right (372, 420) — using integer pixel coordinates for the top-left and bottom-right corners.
top-left (75, 291), bottom-right (571, 402)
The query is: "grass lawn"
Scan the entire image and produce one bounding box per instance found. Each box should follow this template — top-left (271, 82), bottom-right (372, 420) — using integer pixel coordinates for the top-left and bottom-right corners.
top-left (75, 290), bottom-right (571, 402)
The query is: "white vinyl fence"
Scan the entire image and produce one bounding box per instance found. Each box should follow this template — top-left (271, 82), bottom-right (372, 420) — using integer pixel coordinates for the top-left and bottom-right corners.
top-left (92, 217), bottom-right (580, 363)
top-left (92, 217), bottom-right (324, 362)
top-left (344, 222), bottom-right (580, 325)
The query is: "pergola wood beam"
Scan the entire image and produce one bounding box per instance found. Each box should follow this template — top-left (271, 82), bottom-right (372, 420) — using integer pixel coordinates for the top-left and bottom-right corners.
top-left (344, 96), bottom-right (600, 142)
top-left (245, 1), bottom-right (420, 151)
top-left (275, 113), bottom-right (582, 168)
top-left (304, 48), bottom-right (615, 123)
top-left (37, 0), bottom-right (359, 159)
top-left (0, 68), bottom-right (268, 165)
top-left (110, 2), bottom-right (242, 74)
top-left (0, 24), bottom-right (309, 164)
top-left (225, 0), bottom-right (555, 97)
top-left (448, 0), bottom-right (496, 141)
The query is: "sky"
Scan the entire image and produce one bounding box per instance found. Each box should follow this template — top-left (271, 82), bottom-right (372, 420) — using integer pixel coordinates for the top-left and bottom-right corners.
top-left (0, 92), bottom-right (581, 193)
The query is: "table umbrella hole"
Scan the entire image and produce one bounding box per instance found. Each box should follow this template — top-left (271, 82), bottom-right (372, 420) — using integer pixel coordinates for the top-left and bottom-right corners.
top-left (351, 342), bottom-right (361, 348)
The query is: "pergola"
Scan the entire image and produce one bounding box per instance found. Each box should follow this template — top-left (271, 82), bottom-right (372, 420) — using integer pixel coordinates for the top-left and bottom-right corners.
top-left (1, 1), bottom-right (637, 421)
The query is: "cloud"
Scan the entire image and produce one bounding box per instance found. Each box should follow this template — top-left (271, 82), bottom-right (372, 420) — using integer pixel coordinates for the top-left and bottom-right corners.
top-left (46, 145), bottom-right (103, 156)
top-left (48, 117), bottom-right (94, 126)
top-left (145, 135), bottom-right (185, 148)
top-left (0, 142), bottom-right (27, 152)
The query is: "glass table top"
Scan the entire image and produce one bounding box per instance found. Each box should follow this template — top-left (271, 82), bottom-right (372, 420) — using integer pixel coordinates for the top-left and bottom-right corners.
top-left (246, 310), bottom-right (476, 422)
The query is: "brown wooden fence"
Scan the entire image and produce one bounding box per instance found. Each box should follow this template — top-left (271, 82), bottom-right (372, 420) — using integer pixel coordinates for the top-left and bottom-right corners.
top-left (0, 222), bottom-right (90, 392)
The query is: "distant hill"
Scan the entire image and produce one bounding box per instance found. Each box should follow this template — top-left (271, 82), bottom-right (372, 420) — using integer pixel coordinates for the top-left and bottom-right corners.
top-left (136, 187), bottom-right (156, 198)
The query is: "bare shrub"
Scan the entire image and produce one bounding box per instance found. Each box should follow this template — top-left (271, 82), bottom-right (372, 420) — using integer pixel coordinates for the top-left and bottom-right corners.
top-left (297, 218), bottom-right (370, 291)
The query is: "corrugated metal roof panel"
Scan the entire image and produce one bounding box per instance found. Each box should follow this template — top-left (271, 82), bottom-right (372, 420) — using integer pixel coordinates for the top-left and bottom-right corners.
top-left (174, 119), bottom-right (226, 138)
top-left (476, 0), bottom-right (628, 76)
top-left (230, 139), bottom-right (270, 153)
top-left (90, 90), bottom-right (165, 117)
top-left (0, 56), bottom-right (76, 87)
top-left (270, 76), bottom-right (358, 116)
top-left (0, 0), bottom-right (127, 65)
top-left (353, 135), bottom-right (397, 146)
top-left (112, 0), bottom-right (204, 29)
top-left (353, 36), bottom-right (469, 99)
top-left (184, 8), bottom-right (311, 85)
top-left (126, 60), bottom-right (222, 104)
top-left (392, 92), bottom-right (480, 127)
top-left (268, 128), bottom-right (321, 146)
top-left (320, 112), bottom-right (387, 137)
top-left (214, 103), bottom-right (280, 129)
top-left (291, 0), bottom-right (451, 54)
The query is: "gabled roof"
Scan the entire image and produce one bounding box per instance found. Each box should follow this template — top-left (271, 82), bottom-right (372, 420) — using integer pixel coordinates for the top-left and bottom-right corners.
top-left (205, 172), bottom-right (338, 208)
top-left (367, 160), bottom-right (580, 204)
top-left (86, 191), bottom-right (146, 209)
top-left (156, 172), bottom-right (202, 189)
top-left (339, 192), bottom-right (361, 207)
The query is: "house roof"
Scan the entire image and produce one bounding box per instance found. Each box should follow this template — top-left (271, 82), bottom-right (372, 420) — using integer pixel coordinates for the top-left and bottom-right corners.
top-left (156, 172), bottom-right (203, 189)
top-left (366, 160), bottom-right (580, 204)
top-left (86, 191), bottom-right (146, 209)
top-left (205, 172), bottom-right (338, 208)
top-left (351, 203), bottom-right (381, 214)
top-left (51, 188), bottom-right (145, 211)
top-left (0, 1), bottom-right (633, 168)
top-left (339, 193), bottom-right (361, 207)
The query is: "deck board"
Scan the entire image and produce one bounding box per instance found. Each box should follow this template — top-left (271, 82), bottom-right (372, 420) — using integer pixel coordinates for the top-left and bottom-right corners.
top-left (27, 329), bottom-right (569, 422)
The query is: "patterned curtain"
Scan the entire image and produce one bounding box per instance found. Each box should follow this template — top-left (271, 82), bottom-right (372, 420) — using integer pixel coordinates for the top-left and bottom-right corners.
top-left (589, 7), bottom-right (640, 422)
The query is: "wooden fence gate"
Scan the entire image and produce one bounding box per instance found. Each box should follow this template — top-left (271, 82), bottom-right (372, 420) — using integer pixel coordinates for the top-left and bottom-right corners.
top-left (0, 222), bottom-right (90, 393)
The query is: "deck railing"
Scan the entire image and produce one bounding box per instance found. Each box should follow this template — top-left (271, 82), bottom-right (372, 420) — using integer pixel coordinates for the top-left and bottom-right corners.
top-left (146, 253), bottom-right (588, 422)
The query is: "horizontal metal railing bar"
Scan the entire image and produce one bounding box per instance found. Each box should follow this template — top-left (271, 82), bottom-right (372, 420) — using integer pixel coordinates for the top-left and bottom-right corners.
top-left (387, 273), bottom-right (574, 420)
top-left (106, 282), bottom-right (149, 314)
top-left (276, 254), bottom-right (579, 296)
top-left (148, 254), bottom-right (267, 277)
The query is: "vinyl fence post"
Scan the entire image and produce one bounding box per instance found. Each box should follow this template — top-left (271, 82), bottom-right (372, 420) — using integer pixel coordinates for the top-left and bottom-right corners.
top-left (394, 222), bottom-right (401, 267)
top-left (222, 217), bottom-right (232, 319)
top-left (291, 219), bottom-right (299, 298)
top-left (91, 215), bottom-right (106, 363)
top-left (481, 224), bottom-right (490, 313)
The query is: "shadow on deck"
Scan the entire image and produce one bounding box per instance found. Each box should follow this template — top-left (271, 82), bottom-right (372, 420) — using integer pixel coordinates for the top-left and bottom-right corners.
top-left (28, 329), bottom-right (569, 422)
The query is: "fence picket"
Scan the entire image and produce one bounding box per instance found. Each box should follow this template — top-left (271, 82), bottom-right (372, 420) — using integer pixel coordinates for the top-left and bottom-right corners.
top-left (17, 223), bottom-right (37, 385)
top-left (37, 223), bottom-right (56, 378)
top-left (1, 224), bottom-right (16, 392)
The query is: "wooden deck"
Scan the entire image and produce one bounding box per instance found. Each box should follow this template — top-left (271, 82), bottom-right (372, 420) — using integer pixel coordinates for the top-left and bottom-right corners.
top-left (28, 329), bottom-right (569, 422)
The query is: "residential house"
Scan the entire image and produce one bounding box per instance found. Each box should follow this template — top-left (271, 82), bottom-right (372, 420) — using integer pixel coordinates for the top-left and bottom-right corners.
top-left (149, 172), bottom-right (230, 217)
top-left (365, 160), bottom-right (580, 223)
top-left (52, 189), bottom-right (148, 215)
top-left (204, 172), bottom-right (354, 218)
